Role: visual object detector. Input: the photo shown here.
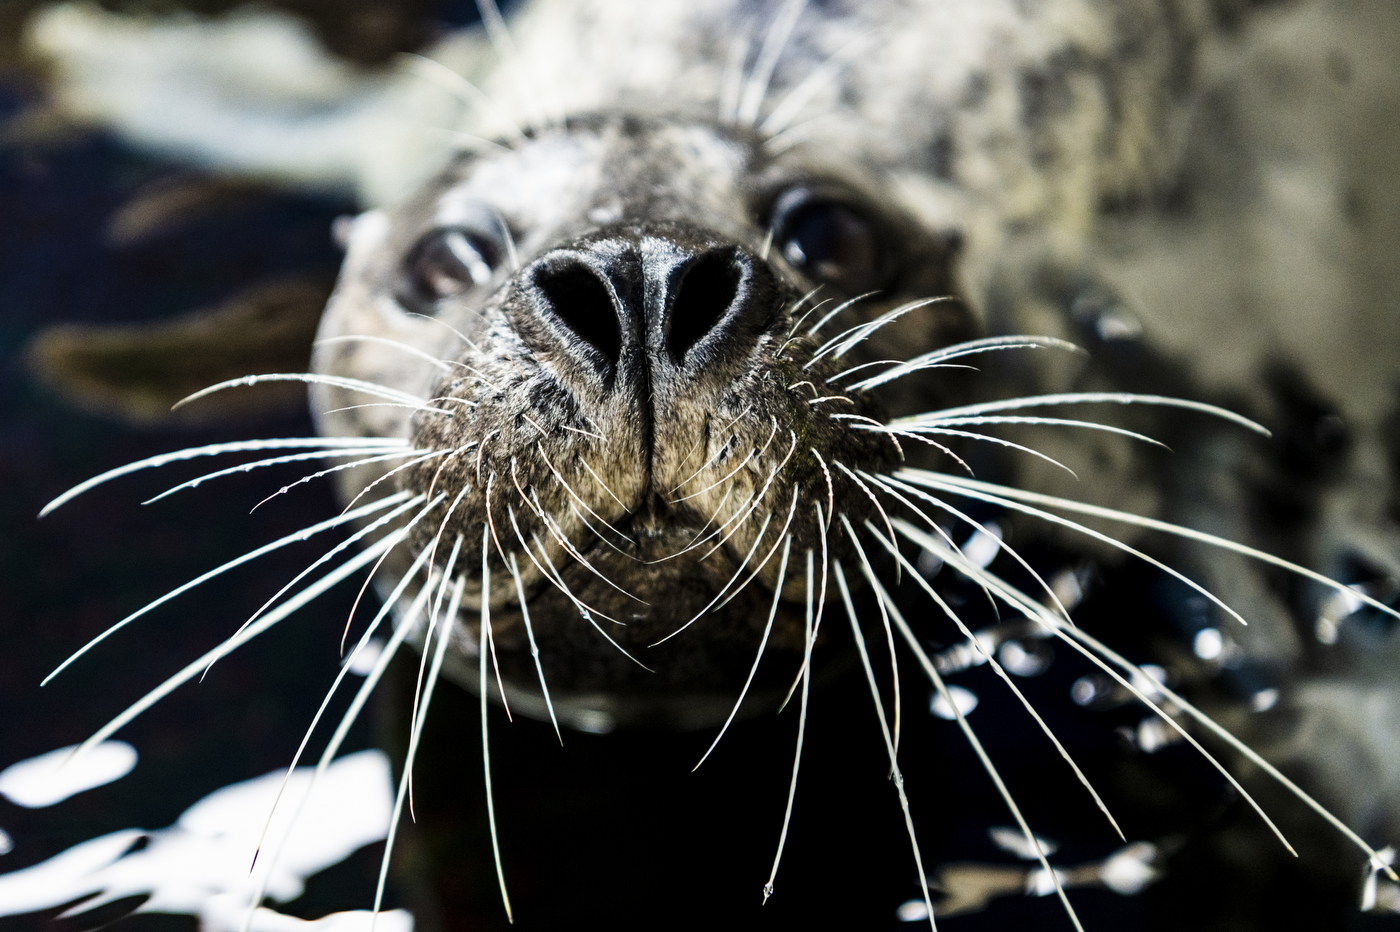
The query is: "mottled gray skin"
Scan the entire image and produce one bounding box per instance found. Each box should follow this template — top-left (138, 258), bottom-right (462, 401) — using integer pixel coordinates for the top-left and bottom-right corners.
top-left (306, 0), bottom-right (1219, 729)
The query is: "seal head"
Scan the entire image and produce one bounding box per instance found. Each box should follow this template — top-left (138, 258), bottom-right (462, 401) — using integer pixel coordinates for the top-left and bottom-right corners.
top-left (312, 114), bottom-right (971, 728)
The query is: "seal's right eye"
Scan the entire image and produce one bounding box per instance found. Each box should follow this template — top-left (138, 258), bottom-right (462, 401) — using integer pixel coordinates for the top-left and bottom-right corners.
top-left (405, 227), bottom-right (502, 306)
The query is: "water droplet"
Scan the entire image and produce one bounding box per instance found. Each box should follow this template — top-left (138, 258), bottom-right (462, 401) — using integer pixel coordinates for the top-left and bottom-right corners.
top-left (346, 638), bottom-right (385, 676)
top-left (988, 825), bottom-right (1058, 860)
top-left (916, 547), bottom-right (944, 579)
top-left (0, 742), bottom-right (138, 808)
top-left (961, 523), bottom-right (1002, 569)
top-left (1193, 627), bottom-right (1224, 661)
top-left (896, 899), bottom-right (930, 922)
top-left (930, 685), bottom-right (978, 720)
top-left (1135, 716), bottom-right (1182, 753)
top-left (1071, 675), bottom-right (1103, 707)
top-left (1251, 688), bottom-right (1279, 712)
top-left (1049, 568), bottom-right (1085, 612)
top-left (998, 639), bottom-right (1052, 677)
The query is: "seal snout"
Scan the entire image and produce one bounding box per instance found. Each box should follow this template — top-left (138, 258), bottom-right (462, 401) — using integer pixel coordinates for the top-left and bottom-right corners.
top-left (519, 224), bottom-right (779, 399)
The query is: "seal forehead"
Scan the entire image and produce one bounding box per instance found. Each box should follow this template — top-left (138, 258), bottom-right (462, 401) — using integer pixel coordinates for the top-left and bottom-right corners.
top-left (435, 132), bottom-right (604, 234)
top-left (428, 117), bottom-right (759, 257)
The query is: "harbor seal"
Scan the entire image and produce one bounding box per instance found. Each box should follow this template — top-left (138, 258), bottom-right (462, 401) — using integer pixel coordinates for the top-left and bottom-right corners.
top-left (21, 0), bottom-right (1400, 927)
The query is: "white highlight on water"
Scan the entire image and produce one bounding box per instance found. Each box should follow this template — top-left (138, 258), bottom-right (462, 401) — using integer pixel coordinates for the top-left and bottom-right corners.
top-left (0, 742), bottom-right (136, 808)
top-left (929, 685), bottom-right (979, 721)
top-left (0, 750), bottom-right (409, 931)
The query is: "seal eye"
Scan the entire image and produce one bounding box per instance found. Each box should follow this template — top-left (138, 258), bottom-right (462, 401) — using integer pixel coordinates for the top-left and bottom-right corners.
top-left (406, 227), bottom-right (503, 305)
top-left (771, 190), bottom-right (887, 293)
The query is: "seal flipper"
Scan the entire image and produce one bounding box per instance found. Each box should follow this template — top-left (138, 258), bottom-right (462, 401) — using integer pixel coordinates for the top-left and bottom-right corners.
top-left (26, 274), bottom-right (331, 425)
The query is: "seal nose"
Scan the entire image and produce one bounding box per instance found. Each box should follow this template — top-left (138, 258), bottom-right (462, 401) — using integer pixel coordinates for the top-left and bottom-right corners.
top-left (522, 226), bottom-right (774, 388)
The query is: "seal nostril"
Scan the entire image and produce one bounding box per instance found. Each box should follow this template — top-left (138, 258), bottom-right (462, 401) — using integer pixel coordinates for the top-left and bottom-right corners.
top-left (536, 264), bottom-right (624, 369)
top-left (668, 252), bottom-right (741, 364)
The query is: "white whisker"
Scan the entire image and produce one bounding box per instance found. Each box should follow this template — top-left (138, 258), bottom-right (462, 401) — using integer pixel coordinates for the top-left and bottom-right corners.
top-left (669, 404), bottom-right (756, 493)
top-left (833, 463), bottom-right (898, 581)
top-left (1067, 621), bottom-right (1399, 879)
top-left (238, 553), bottom-right (435, 932)
top-left (841, 515), bottom-right (902, 755)
top-left (339, 449), bottom-right (454, 515)
top-left (648, 484), bottom-right (738, 564)
top-left (894, 392), bottom-right (1270, 435)
top-left (865, 559), bottom-right (1085, 932)
top-left (531, 531), bottom-right (653, 671)
top-left (560, 423), bottom-right (606, 441)
top-left (42, 493), bottom-right (413, 687)
top-left (537, 443), bottom-right (634, 543)
top-left (736, 0), bottom-right (808, 127)
top-left (484, 585), bottom-right (512, 722)
top-left (566, 501), bottom-right (639, 558)
top-left (806, 290), bottom-right (878, 338)
top-left (315, 335), bottom-right (454, 371)
top-left (404, 311), bottom-right (486, 356)
top-left (577, 454), bottom-right (628, 509)
top-left (830, 413), bottom-right (903, 460)
top-left (778, 501), bottom-right (828, 712)
top-left (834, 560), bottom-right (937, 931)
top-left (374, 570), bottom-right (468, 929)
top-left (408, 534), bottom-right (465, 817)
top-left (520, 477), bottom-right (646, 604)
top-left (764, 547), bottom-right (815, 903)
top-left (898, 471), bottom-right (1276, 628)
top-left (139, 446), bottom-right (408, 505)
top-left (507, 507), bottom-right (626, 625)
top-left (695, 536), bottom-right (793, 771)
top-left (910, 415), bottom-right (1173, 455)
top-left (924, 536), bottom-right (1300, 858)
top-left (850, 421), bottom-right (1069, 478)
top-left (850, 424), bottom-right (974, 476)
top-left (653, 510), bottom-right (775, 648)
top-left (759, 31), bottom-right (869, 136)
top-left (864, 520), bottom-right (1123, 841)
top-left (696, 431), bottom-right (798, 563)
top-left (174, 373), bottom-right (452, 415)
top-left (508, 552), bottom-right (561, 742)
top-left (712, 485), bottom-right (801, 611)
top-left (203, 493), bottom-right (429, 681)
top-left (68, 535), bottom-right (396, 767)
top-left (671, 416), bottom-right (778, 504)
top-left (396, 52), bottom-right (526, 145)
top-left (339, 492), bottom-right (450, 653)
top-left (477, 523), bottom-right (514, 922)
top-left (249, 450), bottom-right (433, 512)
top-left (39, 437), bottom-right (405, 517)
top-left (247, 537), bottom-right (437, 873)
top-left (842, 335), bottom-right (1082, 391)
top-left (804, 297), bottom-right (954, 369)
top-left (786, 291), bottom-right (829, 340)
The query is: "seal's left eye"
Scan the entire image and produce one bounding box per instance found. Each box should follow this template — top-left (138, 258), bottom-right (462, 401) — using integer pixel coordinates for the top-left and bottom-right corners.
top-left (406, 227), bottom-right (502, 304)
top-left (771, 189), bottom-right (888, 294)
